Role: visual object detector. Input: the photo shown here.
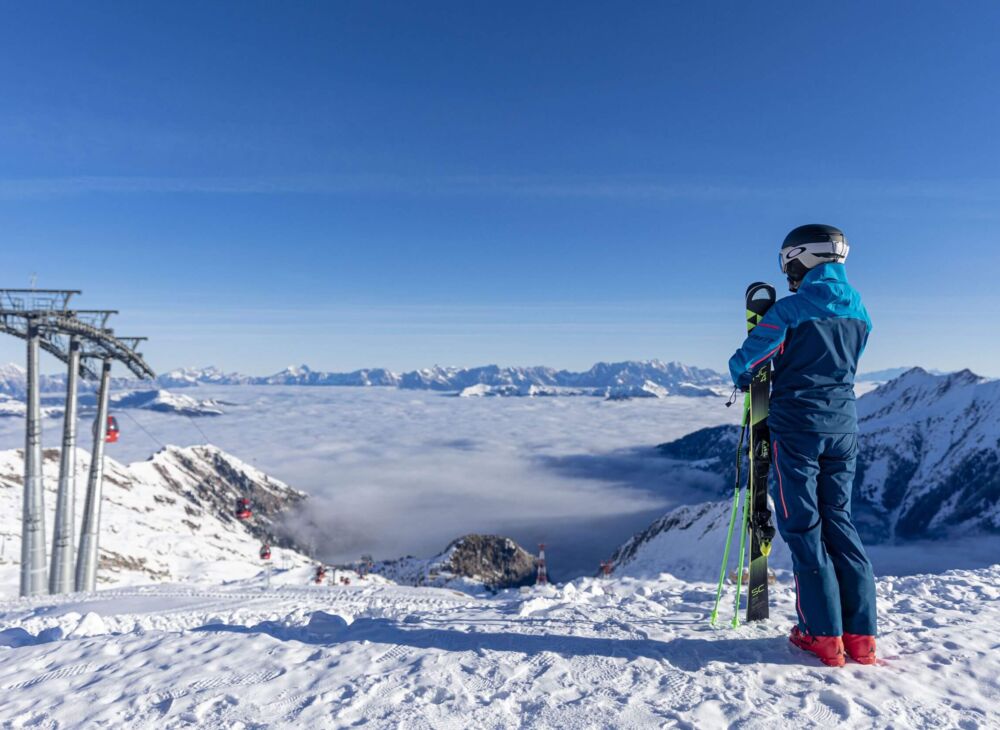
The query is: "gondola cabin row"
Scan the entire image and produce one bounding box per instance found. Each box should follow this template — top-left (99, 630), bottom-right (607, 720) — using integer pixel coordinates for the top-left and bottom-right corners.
top-left (94, 415), bottom-right (120, 444)
top-left (235, 497), bottom-right (252, 520)
top-left (105, 416), bottom-right (120, 443)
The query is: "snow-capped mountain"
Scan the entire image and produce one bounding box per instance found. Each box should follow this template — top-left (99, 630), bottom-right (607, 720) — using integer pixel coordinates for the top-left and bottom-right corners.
top-left (28, 389), bottom-right (224, 417)
top-left (0, 444), bottom-right (311, 594)
top-left (654, 368), bottom-right (1000, 541)
top-left (400, 360), bottom-right (725, 396)
top-left (854, 367), bottom-right (1000, 539)
top-left (458, 383), bottom-right (566, 398)
top-left (258, 364), bottom-right (401, 387)
top-left (604, 381), bottom-right (674, 400)
top-left (0, 363), bottom-right (70, 398)
top-left (399, 364), bottom-right (563, 391)
top-left (856, 366), bottom-right (946, 382)
top-left (103, 389), bottom-right (224, 417)
top-left (0, 393), bottom-right (63, 419)
top-left (156, 366), bottom-right (252, 388)
top-left (371, 534), bottom-right (538, 593)
top-left (565, 360), bottom-right (724, 390)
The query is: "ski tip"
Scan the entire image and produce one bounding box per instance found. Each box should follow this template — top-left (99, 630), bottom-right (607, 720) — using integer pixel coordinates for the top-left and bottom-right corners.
top-left (746, 281), bottom-right (777, 303)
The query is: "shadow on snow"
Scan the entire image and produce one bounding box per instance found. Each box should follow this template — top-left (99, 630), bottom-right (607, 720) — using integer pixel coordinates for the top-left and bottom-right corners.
top-left (194, 615), bottom-right (804, 670)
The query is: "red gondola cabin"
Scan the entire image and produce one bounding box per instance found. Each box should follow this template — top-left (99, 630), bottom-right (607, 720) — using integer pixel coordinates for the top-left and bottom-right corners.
top-left (105, 416), bottom-right (120, 444)
top-left (235, 497), bottom-right (252, 520)
top-left (314, 565), bottom-right (327, 584)
top-left (259, 544), bottom-right (271, 560)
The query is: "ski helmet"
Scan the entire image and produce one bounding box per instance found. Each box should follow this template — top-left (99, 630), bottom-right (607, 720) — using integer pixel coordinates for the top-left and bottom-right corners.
top-left (779, 224), bottom-right (849, 283)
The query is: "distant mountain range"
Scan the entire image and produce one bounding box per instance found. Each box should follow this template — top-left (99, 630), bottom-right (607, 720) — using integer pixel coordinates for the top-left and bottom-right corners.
top-left (0, 360), bottom-right (730, 399)
top-left (655, 367), bottom-right (1000, 542)
top-left (163, 360), bottom-right (729, 397)
top-left (0, 360), bottom-right (979, 403)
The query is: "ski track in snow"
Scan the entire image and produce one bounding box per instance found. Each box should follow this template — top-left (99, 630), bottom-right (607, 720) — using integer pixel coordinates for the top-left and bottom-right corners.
top-left (1, 567), bottom-right (997, 729)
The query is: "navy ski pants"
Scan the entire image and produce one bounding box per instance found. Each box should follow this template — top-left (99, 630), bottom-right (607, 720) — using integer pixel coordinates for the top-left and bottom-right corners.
top-left (770, 429), bottom-right (877, 637)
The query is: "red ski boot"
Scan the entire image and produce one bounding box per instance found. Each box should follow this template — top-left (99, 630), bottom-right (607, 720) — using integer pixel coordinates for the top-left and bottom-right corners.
top-left (790, 626), bottom-right (845, 667)
top-left (843, 633), bottom-right (877, 665)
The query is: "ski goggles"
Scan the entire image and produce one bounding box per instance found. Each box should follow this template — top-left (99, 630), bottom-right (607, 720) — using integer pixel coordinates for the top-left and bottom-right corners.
top-left (779, 241), bottom-right (850, 274)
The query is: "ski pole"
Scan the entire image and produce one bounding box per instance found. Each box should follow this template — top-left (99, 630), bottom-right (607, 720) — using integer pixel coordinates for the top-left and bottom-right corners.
top-left (710, 412), bottom-right (748, 626)
top-left (732, 396), bottom-right (752, 627)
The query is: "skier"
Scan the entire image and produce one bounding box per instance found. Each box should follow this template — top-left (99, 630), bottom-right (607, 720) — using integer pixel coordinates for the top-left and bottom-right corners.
top-left (728, 224), bottom-right (877, 667)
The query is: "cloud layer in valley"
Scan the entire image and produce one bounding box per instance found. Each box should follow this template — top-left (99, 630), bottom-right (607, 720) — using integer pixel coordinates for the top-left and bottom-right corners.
top-left (0, 387), bottom-right (730, 577)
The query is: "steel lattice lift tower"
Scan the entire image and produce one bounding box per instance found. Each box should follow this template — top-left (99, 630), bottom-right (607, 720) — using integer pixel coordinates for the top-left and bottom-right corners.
top-left (0, 289), bottom-right (155, 597)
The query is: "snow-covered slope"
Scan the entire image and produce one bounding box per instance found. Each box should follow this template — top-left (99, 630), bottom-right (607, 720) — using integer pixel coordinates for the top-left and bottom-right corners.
top-left (608, 501), bottom-right (792, 580)
top-left (0, 445), bottom-right (311, 595)
top-left (0, 565), bottom-right (996, 727)
top-left (854, 367), bottom-right (1000, 538)
top-left (655, 368), bottom-right (1000, 541)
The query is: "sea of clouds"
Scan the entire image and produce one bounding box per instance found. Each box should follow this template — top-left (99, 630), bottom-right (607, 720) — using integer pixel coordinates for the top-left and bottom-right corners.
top-left (0, 386), bottom-right (731, 577)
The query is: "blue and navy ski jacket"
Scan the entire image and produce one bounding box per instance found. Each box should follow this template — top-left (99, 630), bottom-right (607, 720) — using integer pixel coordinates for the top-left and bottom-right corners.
top-left (728, 263), bottom-right (871, 434)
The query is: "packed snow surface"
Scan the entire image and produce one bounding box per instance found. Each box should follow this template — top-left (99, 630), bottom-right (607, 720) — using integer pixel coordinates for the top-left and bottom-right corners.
top-left (0, 565), bottom-right (997, 728)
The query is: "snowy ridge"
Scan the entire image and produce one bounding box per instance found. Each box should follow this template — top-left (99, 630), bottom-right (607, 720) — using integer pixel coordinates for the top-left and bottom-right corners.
top-left (156, 366), bottom-right (253, 388)
top-left (104, 389), bottom-right (224, 417)
top-left (653, 368), bottom-right (1000, 541)
top-left (371, 534), bottom-right (537, 593)
top-left (25, 389), bottom-right (226, 418)
top-left (0, 393), bottom-right (63, 419)
top-left (854, 367), bottom-right (1000, 538)
top-left (0, 445), bottom-right (311, 595)
top-left (257, 364), bottom-right (401, 387)
top-left (609, 501), bottom-right (791, 580)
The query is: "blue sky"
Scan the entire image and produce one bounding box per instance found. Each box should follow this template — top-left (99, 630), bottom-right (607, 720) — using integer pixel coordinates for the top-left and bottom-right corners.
top-left (0, 2), bottom-right (997, 376)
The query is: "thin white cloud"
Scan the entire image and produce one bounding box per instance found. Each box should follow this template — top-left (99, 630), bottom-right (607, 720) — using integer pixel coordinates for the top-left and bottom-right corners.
top-left (2, 173), bottom-right (999, 202)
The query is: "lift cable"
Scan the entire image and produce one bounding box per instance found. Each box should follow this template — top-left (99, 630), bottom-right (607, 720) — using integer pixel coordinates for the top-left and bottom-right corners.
top-left (116, 409), bottom-right (167, 450)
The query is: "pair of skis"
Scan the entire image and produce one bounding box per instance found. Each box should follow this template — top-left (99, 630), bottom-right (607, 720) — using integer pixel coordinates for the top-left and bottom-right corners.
top-left (711, 282), bottom-right (777, 627)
